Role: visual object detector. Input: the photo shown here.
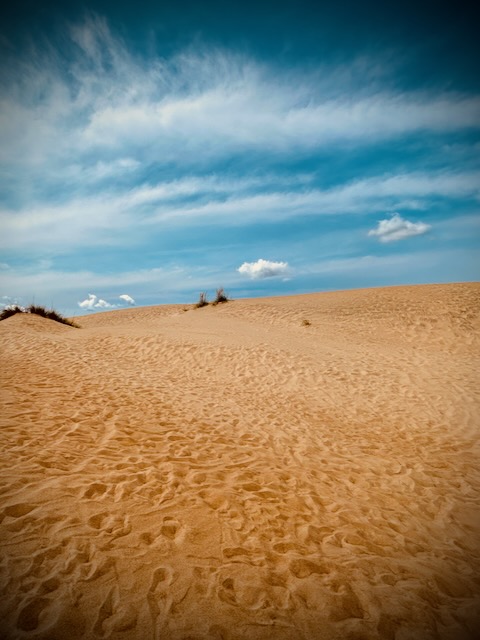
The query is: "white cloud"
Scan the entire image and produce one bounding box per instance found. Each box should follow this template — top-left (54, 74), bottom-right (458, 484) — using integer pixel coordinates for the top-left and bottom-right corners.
top-left (238, 259), bottom-right (289, 279)
top-left (78, 294), bottom-right (96, 309)
top-left (78, 293), bottom-right (116, 310)
top-left (119, 294), bottom-right (135, 305)
top-left (0, 170), bottom-right (477, 254)
top-left (1, 16), bottom-right (479, 179)
top-left (0, 15), bottom-right (478, 256)
top-left (66, 158), bottom-right (141, 184)
top-left (80, 68), bottom-right (480, 161)
top-left (145, 170), bottom-right (480, 225)
top-left (95, 299), bottom-right (114, 308)
top-left (368, 213), bottom-right (431, 242)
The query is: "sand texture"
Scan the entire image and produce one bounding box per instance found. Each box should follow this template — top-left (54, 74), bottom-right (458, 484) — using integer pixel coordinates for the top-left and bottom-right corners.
top-left (0, 282), bottom-right (479, 640)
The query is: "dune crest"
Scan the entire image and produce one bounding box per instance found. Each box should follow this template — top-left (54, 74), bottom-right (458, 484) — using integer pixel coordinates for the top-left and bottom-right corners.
top-left (1, 283), bottom-right (479, 639)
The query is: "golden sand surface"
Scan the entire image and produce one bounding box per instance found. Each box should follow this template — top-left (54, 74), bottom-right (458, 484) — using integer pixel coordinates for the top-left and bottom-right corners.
top-left (0, 283), bottom-right (479, 640)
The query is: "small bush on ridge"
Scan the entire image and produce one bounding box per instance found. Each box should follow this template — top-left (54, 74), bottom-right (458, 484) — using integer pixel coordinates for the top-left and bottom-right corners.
top-left (213, 288), bottom-right (229, 304)
top-left (195, 289), bottom-right (232, 308)
top-left (195, 292), bottom-right (209, 308)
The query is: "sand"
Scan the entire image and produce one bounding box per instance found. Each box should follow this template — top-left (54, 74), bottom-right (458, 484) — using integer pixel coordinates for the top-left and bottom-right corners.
top-left (0, 282), bottom-right (479, 640)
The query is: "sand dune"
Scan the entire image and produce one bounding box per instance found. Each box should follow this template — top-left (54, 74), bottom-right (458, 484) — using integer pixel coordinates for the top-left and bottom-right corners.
top-left (0, 283), bottom-right (479, 639)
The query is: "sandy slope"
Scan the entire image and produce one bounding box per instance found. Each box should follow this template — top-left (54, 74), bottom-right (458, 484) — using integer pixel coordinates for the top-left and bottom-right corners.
top-left (0, 283), bottom-right (479, 640)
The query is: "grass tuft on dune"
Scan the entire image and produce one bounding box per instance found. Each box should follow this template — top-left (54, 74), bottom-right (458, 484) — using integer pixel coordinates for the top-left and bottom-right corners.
top-left (0, 304), bottom-right (79, 327)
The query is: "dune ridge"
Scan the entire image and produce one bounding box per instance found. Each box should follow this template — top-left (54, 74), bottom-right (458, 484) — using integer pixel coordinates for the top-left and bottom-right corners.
top-left (0, 283), bottom-right (479, 639)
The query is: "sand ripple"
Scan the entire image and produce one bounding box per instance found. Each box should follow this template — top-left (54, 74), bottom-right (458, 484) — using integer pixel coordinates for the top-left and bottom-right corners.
top-left (0, 283), bottom-right (479, 639)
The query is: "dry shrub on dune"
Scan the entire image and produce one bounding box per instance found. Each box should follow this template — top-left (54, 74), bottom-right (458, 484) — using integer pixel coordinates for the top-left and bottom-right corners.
top-left (195, 289), bottom-right (231, 308)
top-left (195, 292), bottom-right (209, 308)
top-left (213, 288), bottom-right (229, 304)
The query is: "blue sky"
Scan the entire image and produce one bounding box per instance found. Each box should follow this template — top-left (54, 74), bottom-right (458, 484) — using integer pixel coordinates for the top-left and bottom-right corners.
top-left (0, 1), bottom-right (479, 315)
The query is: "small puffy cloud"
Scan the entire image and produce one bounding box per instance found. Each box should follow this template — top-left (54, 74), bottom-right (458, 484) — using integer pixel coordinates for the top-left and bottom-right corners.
top-left (78, 293), bottom-right (116, 310)
top-left (368, 213), bottom-right (431, 243)
top-left (78, 293), bottom-right (135, 310)
top-left (238, 258), bottom-right (289, 279)
top-left (95, 298), bottom-right (114, 308)
top-left (78, 294), bottom-right (97, 309)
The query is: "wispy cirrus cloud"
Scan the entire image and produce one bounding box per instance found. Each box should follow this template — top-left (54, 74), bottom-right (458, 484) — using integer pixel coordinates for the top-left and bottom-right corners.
top-left (1, 14), bottom-right (479, 184)
top-left (1, 170), bottom-right (478, 253)
top-left (81, 90), bottom-right (480, 161)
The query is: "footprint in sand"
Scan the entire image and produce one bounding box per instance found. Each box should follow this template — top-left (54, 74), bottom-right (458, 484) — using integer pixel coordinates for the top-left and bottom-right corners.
top-left (4, 503), bottom-right (37, 518)
top-left (83, 482), bottom-right (109, 499)
top-left (87, 512), bottom-right (132, 540)
top-left (149, 566), bottom-right (174, 594)
top-left (146, 566), bottom-right (176, 627)
top-left (93, 586), bottom-right (138, 638)
top-left (16, 597), bottom-right (50, 632)
top-left (88, 512), bottom-right (107, 530)
top-left (160, 516), bottom-right (183, 541)
top-left (93, 586), bottom-right (119, 637)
